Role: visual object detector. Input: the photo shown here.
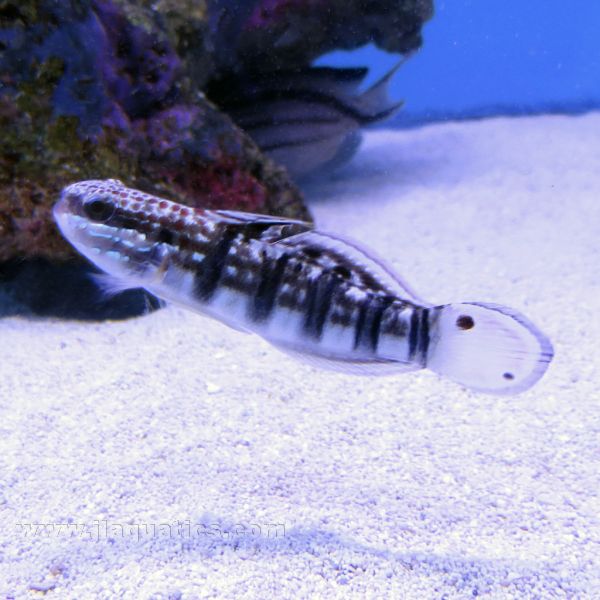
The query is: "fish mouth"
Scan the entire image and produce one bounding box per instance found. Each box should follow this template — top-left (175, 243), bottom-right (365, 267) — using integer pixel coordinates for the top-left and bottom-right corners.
top-left (52, 196), bottom-right (68, 221)
top-left (52, 195), bottom-right (72, 238)
top-left (53, 191), bottom-right (86, 247)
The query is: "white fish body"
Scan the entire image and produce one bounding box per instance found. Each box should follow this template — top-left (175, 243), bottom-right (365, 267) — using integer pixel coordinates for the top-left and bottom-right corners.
top-left (53, 179), bottom-right (553, 395)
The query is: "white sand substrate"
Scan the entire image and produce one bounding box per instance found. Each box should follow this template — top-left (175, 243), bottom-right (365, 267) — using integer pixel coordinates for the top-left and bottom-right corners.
top-left (1, 113), bottom-right (599, 598)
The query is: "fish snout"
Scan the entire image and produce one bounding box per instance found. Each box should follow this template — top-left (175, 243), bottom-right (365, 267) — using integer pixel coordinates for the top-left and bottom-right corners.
top-left (53, 187), bottom-right (90, 247)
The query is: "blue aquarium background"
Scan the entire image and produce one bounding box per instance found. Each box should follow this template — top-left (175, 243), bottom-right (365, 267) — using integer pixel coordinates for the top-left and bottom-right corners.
top-left (318, 0), bottom-right (600, 126)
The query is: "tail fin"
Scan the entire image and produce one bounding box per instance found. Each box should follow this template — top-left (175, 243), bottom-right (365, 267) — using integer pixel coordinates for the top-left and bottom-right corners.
top-left (352, 58), bottom-right (407, 123)
top-left (426, 302), bottom-right (553, 395)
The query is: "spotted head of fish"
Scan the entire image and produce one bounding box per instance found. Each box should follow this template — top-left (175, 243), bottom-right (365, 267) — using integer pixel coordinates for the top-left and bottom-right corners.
top-left (53, 179), bottom-right (183, 289)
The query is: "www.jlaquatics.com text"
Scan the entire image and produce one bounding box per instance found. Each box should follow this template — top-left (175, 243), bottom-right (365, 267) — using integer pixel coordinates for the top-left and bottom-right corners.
top-left (16, 520), bottom-right (286, 542)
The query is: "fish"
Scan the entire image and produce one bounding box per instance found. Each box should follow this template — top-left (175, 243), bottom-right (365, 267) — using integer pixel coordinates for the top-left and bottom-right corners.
top-left (53, 179), bottom-right (554, 395)
top-left (207, 61), bottom-right (405, 179)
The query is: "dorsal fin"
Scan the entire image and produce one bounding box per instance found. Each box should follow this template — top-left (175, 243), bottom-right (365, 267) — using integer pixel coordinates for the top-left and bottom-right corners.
top-left (264, 66), bottom-right (370, 96)
top-left (209, 210), bottom-right (312, 243)
top-left (213, 210), bottom-right (310, 227)
top-left (207, 210), bottom-right (427, 305)
top-left (275, 229), bottom-right (430, 306)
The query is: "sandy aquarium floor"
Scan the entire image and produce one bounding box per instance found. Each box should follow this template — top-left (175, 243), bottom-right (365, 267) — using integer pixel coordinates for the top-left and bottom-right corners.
top-left (1, 113), bottom-right (599, 598)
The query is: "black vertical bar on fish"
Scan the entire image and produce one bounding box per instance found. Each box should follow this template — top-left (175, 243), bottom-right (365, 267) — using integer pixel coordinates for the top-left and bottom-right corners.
top-left (355, 294), bottom-right (396, 351)
top-left (251, 252), bottom-right (291, 322)
top-left (353, 298), bottom-right (369, 349)
top-left (369, 295), bottom-right (396, 351)
top-left (408, 309), bottom-right (420, 361)
top-left (304, 272), bottom-right (338, 339)
top-left (193, 227), bottom-right (238, 302)
top-left (418, 308), bottom-right (430, 365)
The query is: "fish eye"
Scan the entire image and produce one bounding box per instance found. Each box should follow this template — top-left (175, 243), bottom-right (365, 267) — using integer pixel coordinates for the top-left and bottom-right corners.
top-left (83, 198), bottom-right (114, 222)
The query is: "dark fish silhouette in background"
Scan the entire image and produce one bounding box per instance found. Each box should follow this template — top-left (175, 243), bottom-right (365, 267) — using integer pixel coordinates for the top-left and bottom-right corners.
top-left (208, 0), bottom-right (407, 178)
top-left (208, 60), bottom-right (406, 179)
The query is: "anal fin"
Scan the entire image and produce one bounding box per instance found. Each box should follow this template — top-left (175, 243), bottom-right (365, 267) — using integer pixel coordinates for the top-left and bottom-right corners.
top-left (269, 340), bottom-right (419, 376)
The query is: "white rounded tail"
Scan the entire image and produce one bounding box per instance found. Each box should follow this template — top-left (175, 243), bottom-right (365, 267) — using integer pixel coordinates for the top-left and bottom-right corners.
top-left (426, 302), bottom-right (553, 395)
